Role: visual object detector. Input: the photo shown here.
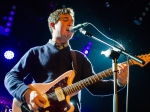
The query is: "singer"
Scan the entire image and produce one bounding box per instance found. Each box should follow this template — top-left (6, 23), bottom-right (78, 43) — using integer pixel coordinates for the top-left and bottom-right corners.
top-left (4, 8), bottom-right (128, 112)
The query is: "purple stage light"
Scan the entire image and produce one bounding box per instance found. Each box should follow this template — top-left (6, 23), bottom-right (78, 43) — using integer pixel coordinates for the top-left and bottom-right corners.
top-left (8, 16), bottom-right (13, 21)
top-left (6, 22), bottom-right (11, 27)
top-left (86, 46), bottom-right (90, 50)
top-left (5, 28), bottom-right (10, 32)
top-left (83, 50), bottom-right (88, 55)
top-left (89, 42), bottom-right (92, 45)
top-left (10, 11), bottom-right (15, 15)
top-left (4, 50), bottom-right (14, 60)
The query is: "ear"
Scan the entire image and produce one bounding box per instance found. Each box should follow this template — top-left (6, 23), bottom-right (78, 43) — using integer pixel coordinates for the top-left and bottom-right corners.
top-left (49, 22), bottom-right (55, 29)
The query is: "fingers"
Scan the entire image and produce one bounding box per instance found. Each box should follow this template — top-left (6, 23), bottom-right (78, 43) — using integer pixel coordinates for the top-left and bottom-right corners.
top-left (27, 91), bottom-right (46, 111)
top-left (118, 63), bottom-right (127, 74)
top-left (35, 95), bottom-right (47, 108)
top-left (117, 63), bottom-right (128, 86)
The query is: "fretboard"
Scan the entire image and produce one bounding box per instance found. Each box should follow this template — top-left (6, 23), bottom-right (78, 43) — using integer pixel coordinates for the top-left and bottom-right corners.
top-left (63, 60), bottom-right (133, 95)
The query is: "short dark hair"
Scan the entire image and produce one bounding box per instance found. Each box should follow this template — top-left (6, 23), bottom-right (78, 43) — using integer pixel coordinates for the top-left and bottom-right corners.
top-left (48, 8), bottom-right (74, 33)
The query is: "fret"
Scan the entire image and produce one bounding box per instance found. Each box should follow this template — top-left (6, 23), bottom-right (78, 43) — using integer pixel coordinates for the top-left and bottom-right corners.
top-left (79, 81), bottom-right (83, 88)
top-left (86, 78), bottom-right (91, 85)
top-left (103, 71), bottom-right (107, 78)
top-left (107, 69), bottom-right (112, 76)
top-left (81, 80), bottom-right (86, 88)
top-left (99, 73), bottom-right (104, 79)
top-left (70, 85), bottom-right (75, 93)
top-left (68, 85), bottom-right (73, 94)
top-left (64, 88), bottom-right (69, 95)
top-left (92, 75), bottom-right (97, 82)
top-left (77, 82), bottom-right (82, 90)
top-left (74, 84), bottom-right (78, 91)
top-left (95, 74), bottom-right (100, 80)
top-left (89, 77), bottom-right (94, 83)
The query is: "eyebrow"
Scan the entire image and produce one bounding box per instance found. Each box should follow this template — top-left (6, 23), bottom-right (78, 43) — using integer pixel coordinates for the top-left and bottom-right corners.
top-left (60, 16), bottom-right (74, 21)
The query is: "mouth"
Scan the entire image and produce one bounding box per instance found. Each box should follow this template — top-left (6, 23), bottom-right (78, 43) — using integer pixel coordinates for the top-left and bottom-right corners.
top-left (66, 29), bottom-right (70, 32)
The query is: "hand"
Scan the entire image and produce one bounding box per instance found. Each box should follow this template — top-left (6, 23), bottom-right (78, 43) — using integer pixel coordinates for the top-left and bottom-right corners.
top-left (24, 89), bottom-right (46, 111)
top-left (117, 63), bottom-right (128, 86)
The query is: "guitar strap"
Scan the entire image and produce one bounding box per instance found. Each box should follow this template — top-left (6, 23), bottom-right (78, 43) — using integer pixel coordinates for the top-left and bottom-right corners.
top-left (71, 50), bottom-right (77, 74)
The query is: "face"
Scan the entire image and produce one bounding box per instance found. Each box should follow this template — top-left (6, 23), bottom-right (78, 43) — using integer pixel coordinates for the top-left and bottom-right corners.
top-left (52, 14), bottom-right (74, 44)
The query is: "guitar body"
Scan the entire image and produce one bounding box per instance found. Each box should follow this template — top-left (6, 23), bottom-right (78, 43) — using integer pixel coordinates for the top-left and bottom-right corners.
top-left (12, 70), bottom-right (76, 112)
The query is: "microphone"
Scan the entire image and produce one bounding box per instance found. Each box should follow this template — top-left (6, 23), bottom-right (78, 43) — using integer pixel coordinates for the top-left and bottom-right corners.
top-left (79, 28), bottom-right (93, 37)
top-left (69, 22), bottom-right (89, 32)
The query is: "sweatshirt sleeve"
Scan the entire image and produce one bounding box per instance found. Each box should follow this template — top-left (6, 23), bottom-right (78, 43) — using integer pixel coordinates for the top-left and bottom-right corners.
top-left (4, 48), bottom-right (34, 101)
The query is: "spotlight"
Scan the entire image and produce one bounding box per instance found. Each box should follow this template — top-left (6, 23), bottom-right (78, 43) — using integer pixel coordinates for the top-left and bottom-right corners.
top-left (4, 50), bottom-right (14, 60)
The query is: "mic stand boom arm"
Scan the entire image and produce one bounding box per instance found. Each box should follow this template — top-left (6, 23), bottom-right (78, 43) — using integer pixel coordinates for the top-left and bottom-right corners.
top-left (79, 29), bottom-right (145, 64)
top-left (79, 29), bottom-right (145, 112)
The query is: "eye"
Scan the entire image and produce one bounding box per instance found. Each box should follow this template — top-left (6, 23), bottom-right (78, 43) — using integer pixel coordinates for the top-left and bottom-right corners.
top-left (63, 19), bottom-right (68, 22)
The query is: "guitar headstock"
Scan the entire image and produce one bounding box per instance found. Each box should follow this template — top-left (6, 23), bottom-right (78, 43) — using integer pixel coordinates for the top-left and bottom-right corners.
top-left (130, 53), bottom-right (150, 67)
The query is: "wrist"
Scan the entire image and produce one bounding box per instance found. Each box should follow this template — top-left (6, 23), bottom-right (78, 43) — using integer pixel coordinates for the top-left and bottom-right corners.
top-left (22, 88), bottom-right (32, 102)
top-left (117, 81), bottom-right (127, 87)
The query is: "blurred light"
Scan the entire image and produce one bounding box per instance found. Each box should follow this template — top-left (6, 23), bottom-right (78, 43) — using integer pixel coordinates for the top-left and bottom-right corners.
top-left (70, 102), bottom-right (73, 105)
top-left (5, 28), bottom-right (10, 32)
top-left (133, 20), bottom-right (141, 25)
top-left (105, 2), bottom-right (110, 8)
top-left (4, 50), bottom-right (14, 60)
top-left (12, 5), bottom-right (17, 10)
top-left (62, 4), bottom-right (66, 8)
top-left (10, 11), bottom-right (15, 15)
top-left (89, 42), bottom-right (92, 45)
top-left (142, 12), bottom-right (146, 17)
top-left (145, 7), bottom-right (149, 12)
top-left (3, 16), bottom-right (7, 20)
top-left (84, 50), bottom-right (88, 54)
top-left (8, 16), bottom-right (13, 21)
top-left (86, 46), bottom-right (90, 50)
top-left (50, 3), bottom-right (54, 8)
top-left (139, 17), bottom-right (143, 22)
top-left (6, 22), bottom-right (11, 27)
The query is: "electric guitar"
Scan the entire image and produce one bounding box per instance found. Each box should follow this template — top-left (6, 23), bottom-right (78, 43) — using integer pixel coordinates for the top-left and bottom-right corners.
top-left (12, 53), bottom-right (150, 112)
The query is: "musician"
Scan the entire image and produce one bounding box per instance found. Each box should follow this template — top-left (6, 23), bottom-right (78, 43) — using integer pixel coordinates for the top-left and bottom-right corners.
top-left (4, 8), bottom-right (128, 112)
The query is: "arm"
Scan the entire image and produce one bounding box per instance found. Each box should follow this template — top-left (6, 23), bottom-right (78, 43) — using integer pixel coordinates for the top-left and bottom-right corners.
top-left (4, 49), bottom-right (34, 101)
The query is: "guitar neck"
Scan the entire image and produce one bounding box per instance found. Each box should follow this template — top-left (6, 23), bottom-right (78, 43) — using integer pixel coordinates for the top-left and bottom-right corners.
top-left (63, 60), bottom-right (134, 95)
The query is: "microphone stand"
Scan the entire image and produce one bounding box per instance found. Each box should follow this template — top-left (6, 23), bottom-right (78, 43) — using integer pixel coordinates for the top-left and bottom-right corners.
top-left (79, 29), bottom-right (145, 112)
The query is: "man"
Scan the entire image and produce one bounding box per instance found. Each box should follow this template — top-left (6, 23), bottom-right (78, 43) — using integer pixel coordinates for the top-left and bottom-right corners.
top-left (4, 8), bottom-right (127, 112)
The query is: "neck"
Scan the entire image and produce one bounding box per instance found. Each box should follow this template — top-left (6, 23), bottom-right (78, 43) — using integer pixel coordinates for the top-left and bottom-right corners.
top-left (52, 38), bottom-right (68, 45)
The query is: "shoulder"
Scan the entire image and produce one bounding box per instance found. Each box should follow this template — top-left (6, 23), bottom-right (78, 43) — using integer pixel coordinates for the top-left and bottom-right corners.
top-left (29, 43), bottom-right (50, 54)
top-left (71, 50), bottom-right (90, 61)
top-left (71, 50), bottom-right (85, 57)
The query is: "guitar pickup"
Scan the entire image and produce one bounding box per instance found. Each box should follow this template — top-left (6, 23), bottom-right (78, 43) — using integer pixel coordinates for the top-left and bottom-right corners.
top-left (55, 87), bottom-right (65, 102)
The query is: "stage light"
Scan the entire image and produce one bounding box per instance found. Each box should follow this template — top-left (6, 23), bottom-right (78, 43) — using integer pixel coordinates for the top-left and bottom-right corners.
top-left (4, 50), bottom-right (14, 60)
top-left (4, 28), bottom-right (10, 33)
top-left (8, 17), bottom-right (13, 21)
top-left (82, 42), bottom-right (92, 55)
top-left (84, 50), bottom-right (89, 54)
top-left (10, 11), bottom-right (15, 15)
top-left (6, 22), bottom-right (11, 27)
top-left (89, 42), bottom-right (92, 45)
top-left (86, 46), bottom-right (90, 50)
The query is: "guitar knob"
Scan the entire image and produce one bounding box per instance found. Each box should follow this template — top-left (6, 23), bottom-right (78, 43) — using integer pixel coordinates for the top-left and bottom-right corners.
top-left (64, 107), bottom-right (68, 112)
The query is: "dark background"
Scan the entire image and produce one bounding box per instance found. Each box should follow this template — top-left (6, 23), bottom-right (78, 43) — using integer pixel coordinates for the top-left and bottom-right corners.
top-left (0, 0), bottom-right (150, 112)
